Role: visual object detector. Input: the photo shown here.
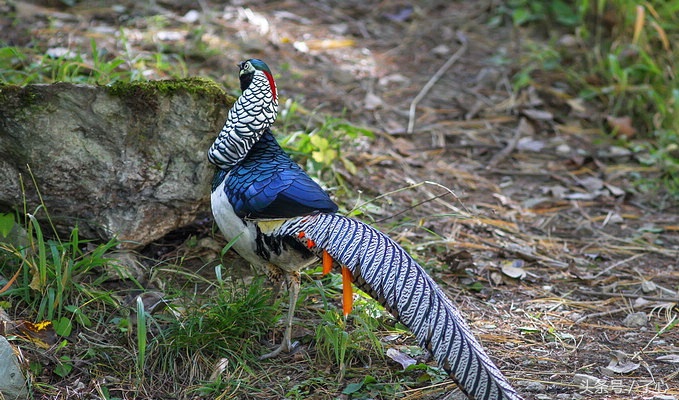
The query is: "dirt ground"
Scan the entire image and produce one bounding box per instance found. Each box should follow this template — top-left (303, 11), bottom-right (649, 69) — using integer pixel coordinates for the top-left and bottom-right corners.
top-left (2, 0), bottom-right (678, 399)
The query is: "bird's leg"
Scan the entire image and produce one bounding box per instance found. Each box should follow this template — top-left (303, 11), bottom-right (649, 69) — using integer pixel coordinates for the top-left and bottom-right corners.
top-left (259, 271), bottom-right (300, 360)
top-left (264, 263), bottom-right (285, 304)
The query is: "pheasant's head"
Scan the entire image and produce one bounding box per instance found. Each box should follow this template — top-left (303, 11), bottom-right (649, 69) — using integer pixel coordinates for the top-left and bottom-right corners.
top-left (239, 58), bottom-right (277, 101)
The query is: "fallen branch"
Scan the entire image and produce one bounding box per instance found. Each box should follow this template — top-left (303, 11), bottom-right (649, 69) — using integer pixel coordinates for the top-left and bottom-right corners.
top-left (407, 31), bottom-right (469, 134)
top-left (575, 289), bottom-right (679, 303)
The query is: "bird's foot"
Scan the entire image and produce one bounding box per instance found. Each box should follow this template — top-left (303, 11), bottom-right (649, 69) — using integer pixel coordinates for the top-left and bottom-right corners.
top-left (258, 340), bottom-right (300, 360)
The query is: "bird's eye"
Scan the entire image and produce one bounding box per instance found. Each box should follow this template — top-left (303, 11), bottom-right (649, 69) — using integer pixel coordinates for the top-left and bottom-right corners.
top-left (244, 62), bottom-right (253, 71)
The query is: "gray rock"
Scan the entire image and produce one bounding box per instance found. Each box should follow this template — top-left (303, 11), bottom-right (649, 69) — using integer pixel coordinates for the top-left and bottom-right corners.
top-left (622, 312), bottom-right (648, 328)
top-left (524, 381), bottom-right (546, 392)
top-left (0, 336), bottom-right (28, 400)
top-left (0, 79), bottom-right (233, 247)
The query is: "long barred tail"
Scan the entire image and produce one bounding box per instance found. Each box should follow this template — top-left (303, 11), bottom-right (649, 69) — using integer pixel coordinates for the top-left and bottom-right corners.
top-left (276, 213), bottom-right (522, 400)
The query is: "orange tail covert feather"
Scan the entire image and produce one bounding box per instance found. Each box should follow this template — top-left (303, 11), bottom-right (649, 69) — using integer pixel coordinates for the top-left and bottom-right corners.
top-left (322, 250), bottom-right (333, 275)
top-left (341, 265), bottom-right (353, 316)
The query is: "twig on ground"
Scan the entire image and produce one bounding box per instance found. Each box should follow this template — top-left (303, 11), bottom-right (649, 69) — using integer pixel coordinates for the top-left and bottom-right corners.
top-left (575, 289), bottom-right (679, 303)
top-left (375, 191), bottom-right (453, 223)
top-left (407, 31), bottom-right (469, 134)
top-left (575, 306), bottom-right (631, 323)
top-left (592, 253), bottom-right (644, 279)
top-left (487, 117), bottom-right (525, 168)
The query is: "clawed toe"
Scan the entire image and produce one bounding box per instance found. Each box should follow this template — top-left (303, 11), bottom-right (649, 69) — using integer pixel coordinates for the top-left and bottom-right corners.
top-left (258, 340), bottom-right (300, 360)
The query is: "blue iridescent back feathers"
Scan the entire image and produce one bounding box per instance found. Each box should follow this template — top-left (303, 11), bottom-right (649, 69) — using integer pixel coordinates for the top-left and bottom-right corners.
top-left (211, 58), bottom-right (337, 218)
top-left (213, 129), bottom-right (337, 218)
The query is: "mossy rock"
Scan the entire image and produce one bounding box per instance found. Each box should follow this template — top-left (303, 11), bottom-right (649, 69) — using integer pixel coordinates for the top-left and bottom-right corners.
top-left (0, 79), bottom-right (235, 246)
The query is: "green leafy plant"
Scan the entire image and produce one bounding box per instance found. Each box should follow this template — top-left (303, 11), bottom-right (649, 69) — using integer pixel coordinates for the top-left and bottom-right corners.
top-left (489, 0), bottom-right (583, 28)
top-left (313, 285), bottom-right (385, 380)
top-left (497, 0), bottom-right (679, 194)
top-left (150, 276), bottom-right (277, 377)
top-left (276, 99), bottom-right (374, 183)
top-left (0, 35), bottom-right (188, 85)
top-left (0, 210), bottom-right (120, 323)
top-left (136, 296), bottom-right (148, 383)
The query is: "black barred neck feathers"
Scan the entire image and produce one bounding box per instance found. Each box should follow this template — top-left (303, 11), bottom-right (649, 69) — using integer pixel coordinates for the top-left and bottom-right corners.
top-left (208, 68), bottom-right (279, 170)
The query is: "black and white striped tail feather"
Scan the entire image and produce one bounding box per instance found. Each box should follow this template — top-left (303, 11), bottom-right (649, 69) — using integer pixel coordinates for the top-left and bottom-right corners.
top-left (276, 213), bottom-right (522, 400)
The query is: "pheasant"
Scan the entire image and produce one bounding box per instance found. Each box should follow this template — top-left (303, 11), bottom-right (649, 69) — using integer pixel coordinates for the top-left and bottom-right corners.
top-left (208, 59), bottom-right (523, 399)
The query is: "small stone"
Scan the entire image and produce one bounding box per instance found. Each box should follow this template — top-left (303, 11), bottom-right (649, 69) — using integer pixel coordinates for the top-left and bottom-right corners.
top-left (329, 23), bottom-right (349, 35)
top-left (622, 312), bottom-right (648, 328)
top-left (431, 44), bottom-right (450, 55)
top-left (0, 336), bottom-right (28, 400)
top-left (556, 144), bottom-right (571, 154)
top-left (558, 34), bottom-right (579, 47)
top-left (641, 280), bottom-right (657, 293)
top-left (183, 10), bottom-right (201, 23)
top-left (524, 381), bottom-right (546, 392)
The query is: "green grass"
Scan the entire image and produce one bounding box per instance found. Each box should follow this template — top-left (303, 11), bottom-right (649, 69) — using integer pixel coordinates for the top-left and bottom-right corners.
top-left (498, 0), bottom-right (679, 194)
top-left (0, 200), bottom-right (282, 397)
top-left (310, 274), bottom-right (385, 380)
top-left (153, 276), bottom-right (277, 364)
top-left (0, 210), bottom-right (121, 324)
top-left (0, 36), bottom-right (188, 85)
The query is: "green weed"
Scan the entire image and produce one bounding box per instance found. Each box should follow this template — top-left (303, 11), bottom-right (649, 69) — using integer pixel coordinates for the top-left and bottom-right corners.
top-left (136, 296), bottom-right (148, 384)
top-left (496, 0), bottom-right (679, 194)
top-left (490, 0), bottom-right (583, 28)
top-left (149, 276), bottom-right (277, 379)
top-left (0, 172), bottom-right (131, 384)
top-left (0, 209), bottom-right (120, 325)
top-left (277, 99), bottom-right (374, 181)
top-left (312, 276), bottom-right (385, 380)
top-left (0, 35), bottom-right (188, 85)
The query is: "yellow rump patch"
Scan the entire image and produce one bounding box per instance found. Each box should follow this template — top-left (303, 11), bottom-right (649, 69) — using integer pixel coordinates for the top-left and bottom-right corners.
top-left (255, 219), bottom-right (288, 234)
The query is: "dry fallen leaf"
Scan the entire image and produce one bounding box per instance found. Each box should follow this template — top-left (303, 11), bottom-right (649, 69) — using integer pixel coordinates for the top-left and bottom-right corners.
top-left (656, 354), bottom-right (679, 364)
top-left (578, 176), bottom-right (604, 192)
top-left (606, 115), bottom-right (637, 138)
top-left (297, 38), bottom-right (355, 52)
top-left (386, 348), bottom-right (417, 370)
top-left (604, 183), bottom-right (626, 197)
top-left (602, 350), bottom-right (640, 375)
top-left (364, 92), bottom-right (383, 111)
top-left (501, 260), bottom-right (527, 280)
top-left (210, 358), bottom-right (229, 381)
top-left (545, 185), bottom-right (568, 199)
top-left (0, 320), bottom-right (57, 349)
top-left (517, 137), bottom-right (545, 152)
top-left (641, 280), bottom-right (657, 293)
top-left (566, 98), bottom-right (586, 113)
top-left (522, 109), bottom-right (554, 121)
